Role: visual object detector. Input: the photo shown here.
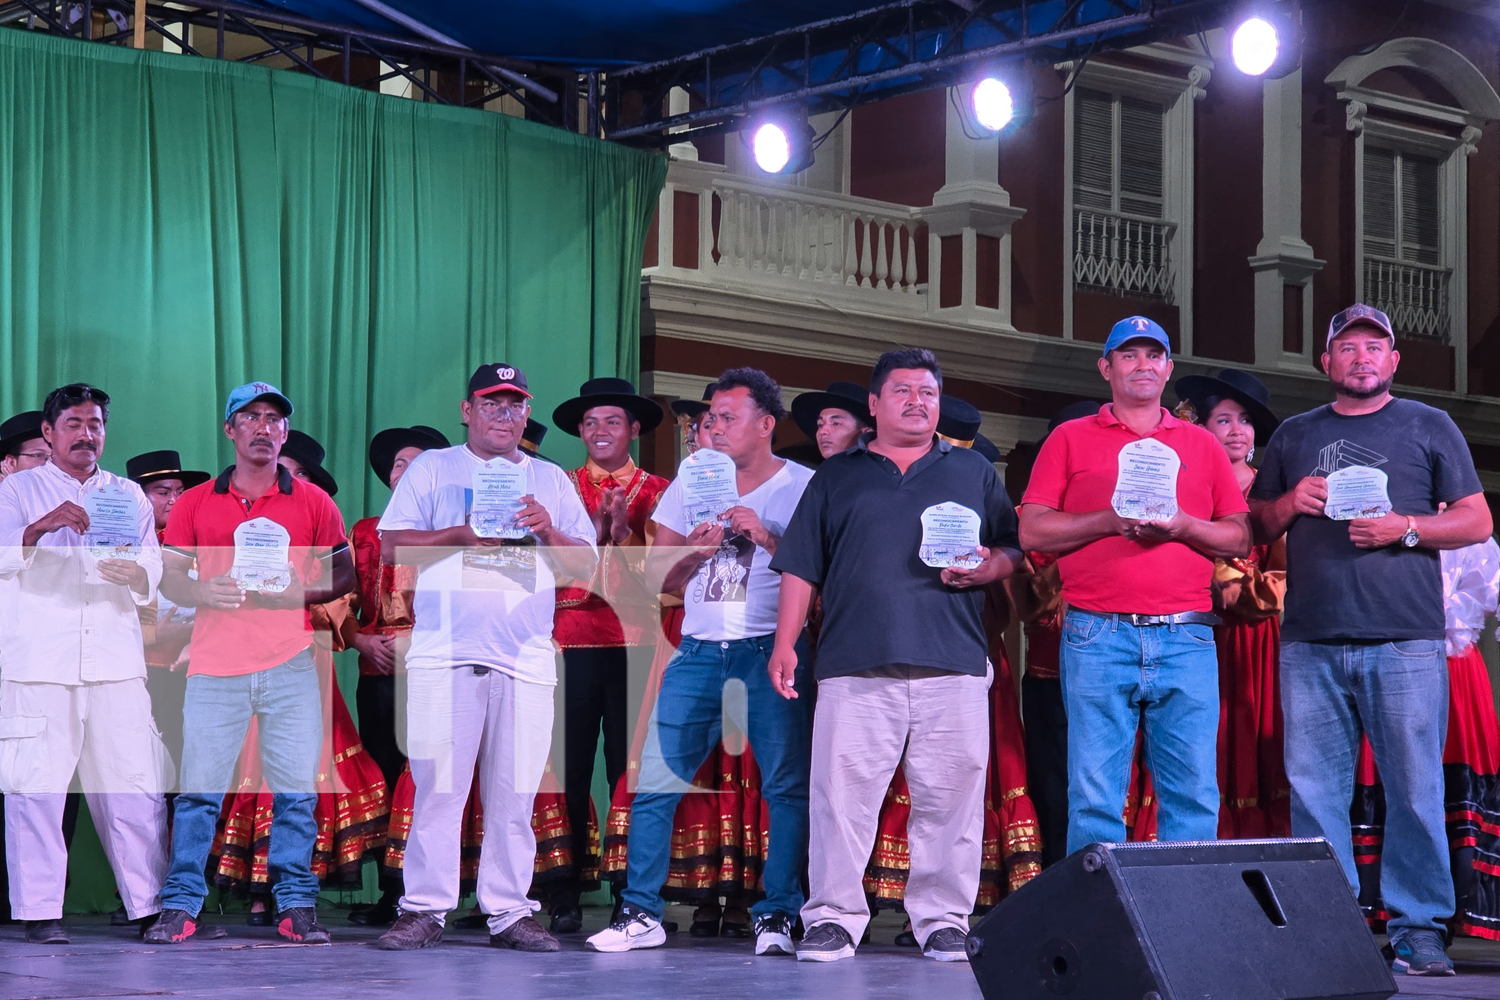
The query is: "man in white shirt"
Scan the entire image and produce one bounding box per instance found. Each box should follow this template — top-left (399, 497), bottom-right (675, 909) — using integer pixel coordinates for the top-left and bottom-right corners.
top-left (0, 384), bottom-right (169, 944)
top-left (374, 363), bottom-right (596, 953)
top-left (587, 367), bottom-right (815, 958)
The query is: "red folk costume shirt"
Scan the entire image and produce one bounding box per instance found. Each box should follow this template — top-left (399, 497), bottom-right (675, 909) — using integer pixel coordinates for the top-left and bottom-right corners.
top-left (163, 465), bottom-right (349, 676)
top-left (553, 459), bottom-right (670, 649)
top-left (1021, 406), bottom-right (1248, 615)
top-left (347, 515), bottom-right (418, 676)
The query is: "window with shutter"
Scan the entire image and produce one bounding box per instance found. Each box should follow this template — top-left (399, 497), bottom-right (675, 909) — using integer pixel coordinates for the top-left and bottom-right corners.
top-left (1362, 147), bottom-right (1397, 260)
top-left (1072, 88), bottom-right (1114, 212)
top-left (1071, 89), bottom-right (1166, 219)
top-left (1118, 95), bottom-right (1165, 218)
top-left (1401, 154), bottom-right (1441, 266)
top-left (1361, 142), bottom-right (1449, 341)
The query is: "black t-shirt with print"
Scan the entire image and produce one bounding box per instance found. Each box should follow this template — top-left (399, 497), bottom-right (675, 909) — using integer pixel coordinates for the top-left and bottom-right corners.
top-left (1249, 397), bottom-right (1482, 642)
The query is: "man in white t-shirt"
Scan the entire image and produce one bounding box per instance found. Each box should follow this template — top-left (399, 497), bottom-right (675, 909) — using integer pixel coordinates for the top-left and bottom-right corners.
top-left (373, 363), bottom-right (596, 954)
top-left (587, 368), bottom-right (814, 958)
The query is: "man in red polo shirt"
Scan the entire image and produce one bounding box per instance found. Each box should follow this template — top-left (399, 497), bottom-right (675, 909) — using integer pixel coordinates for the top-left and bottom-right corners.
top-left (1019, 318), bottom-right (1249, 852)
top-left (145, 382), bottom-right (352, 946)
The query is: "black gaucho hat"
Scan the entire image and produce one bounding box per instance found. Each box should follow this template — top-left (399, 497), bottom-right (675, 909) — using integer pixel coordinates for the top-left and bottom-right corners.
top-left (280, 429), bottom-right (339, 497)
top-left (790, 382), bottom-right (872, 441)
top-left (521, 418), bottom-right (558, 465)
top-left (937, 396), bottom-right (1001, 464)
top-left (1173, 369), bottom-right (1280, 446)
top-left (0, 410), bottom-right (45, 459)
top-left (553, 377), bottom-right (665, 436)
top-left (368, 425), bottom-right (449, 489)
top-left (669, 383), bottom-right (716, 420)
top-left (1047, 400), bottom-right (1105, 435)
top-left (126, 450), bottom-right (211, 489)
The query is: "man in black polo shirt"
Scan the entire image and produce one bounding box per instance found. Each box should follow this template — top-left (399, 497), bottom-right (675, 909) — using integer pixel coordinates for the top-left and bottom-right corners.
top-left (769, 348), bottom-right (1021, 964)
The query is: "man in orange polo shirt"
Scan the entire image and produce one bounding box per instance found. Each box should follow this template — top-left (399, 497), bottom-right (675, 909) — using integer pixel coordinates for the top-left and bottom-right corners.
top-left (145, 382), bottom-right (353, 946)
top-left (1019, 318), bottom-right (1249, 851)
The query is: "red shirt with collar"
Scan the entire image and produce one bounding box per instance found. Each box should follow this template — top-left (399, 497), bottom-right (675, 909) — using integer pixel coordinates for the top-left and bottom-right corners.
top-left (164, 464), bottom-right (348, 676)
top-left (1021, 405), bottom-right (1247, 615)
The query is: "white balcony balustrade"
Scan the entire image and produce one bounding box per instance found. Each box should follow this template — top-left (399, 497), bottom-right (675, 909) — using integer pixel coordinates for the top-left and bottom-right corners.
top-left (1364, 256), bottom-right (1453, 342)
top-left (1073, 208), bottom-right (1177, 303)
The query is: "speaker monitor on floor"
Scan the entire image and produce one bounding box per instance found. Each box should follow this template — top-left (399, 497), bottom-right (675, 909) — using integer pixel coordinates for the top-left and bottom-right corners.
top-left (966, 838), bottom-right (1396, 1000)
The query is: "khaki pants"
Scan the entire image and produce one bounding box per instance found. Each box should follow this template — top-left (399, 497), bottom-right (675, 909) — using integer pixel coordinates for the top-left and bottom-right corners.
top-left (801, 665), bottom-right (991, 948)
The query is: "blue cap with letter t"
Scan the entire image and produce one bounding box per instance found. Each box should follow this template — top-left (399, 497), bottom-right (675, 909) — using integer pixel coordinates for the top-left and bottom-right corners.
top-left (1102, 316), bottom-right (1171, 357)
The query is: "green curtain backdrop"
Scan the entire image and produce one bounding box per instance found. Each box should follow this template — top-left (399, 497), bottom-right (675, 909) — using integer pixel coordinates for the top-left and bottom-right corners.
top-left (0, 27), bottom-right (666, 520)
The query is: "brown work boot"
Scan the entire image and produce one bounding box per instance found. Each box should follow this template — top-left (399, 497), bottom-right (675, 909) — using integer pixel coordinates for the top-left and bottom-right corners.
top-left (374, 912), bottom-right (444, 951)
top-left (490, 915), bottom-right (560, 952)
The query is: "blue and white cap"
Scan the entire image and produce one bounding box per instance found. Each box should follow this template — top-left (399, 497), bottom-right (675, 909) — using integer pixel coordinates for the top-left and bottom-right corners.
top-left (1103, 316), bottom-right (1171, 357)
top-left (224, 381), bottom-right (293, 422)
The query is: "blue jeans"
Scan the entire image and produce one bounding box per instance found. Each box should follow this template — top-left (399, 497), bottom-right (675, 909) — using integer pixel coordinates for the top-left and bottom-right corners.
top-left (1059, 612), bottom-right (1220, 852)
top-left (623, 634), bottom-right (812, 920)
top-left (1280, 639), bottom-right (1452, 934)
top-left (162, 647), bottom-right (323, 916)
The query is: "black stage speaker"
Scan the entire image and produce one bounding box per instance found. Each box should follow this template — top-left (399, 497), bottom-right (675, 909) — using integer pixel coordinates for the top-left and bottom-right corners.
top-left (966, 839), bottom-right (1395, 1000)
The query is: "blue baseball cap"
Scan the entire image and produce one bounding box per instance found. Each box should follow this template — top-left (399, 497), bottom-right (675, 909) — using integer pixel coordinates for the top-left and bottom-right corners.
top-left (224, 381), bottom-right (293, 422)
top-left (1103, 316), bottom-right (1171, 357)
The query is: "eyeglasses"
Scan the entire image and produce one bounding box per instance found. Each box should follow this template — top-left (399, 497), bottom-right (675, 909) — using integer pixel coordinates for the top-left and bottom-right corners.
top-left (234, 411), bottom-right (287, 428)
top-left (473, 399), bottom-right (528, 421)
top-left (14, 451), bottom-right (49, 461)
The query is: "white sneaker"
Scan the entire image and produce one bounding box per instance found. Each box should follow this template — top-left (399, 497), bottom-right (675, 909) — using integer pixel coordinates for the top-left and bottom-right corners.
top-left (753, 913), bottom-right (795, 956)
top-left (585, 907), bottom-right (666, 953)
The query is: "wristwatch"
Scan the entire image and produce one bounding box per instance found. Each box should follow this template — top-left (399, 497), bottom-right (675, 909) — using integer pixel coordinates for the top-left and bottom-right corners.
top-left (1401, 516), bottom-right (1420, 548)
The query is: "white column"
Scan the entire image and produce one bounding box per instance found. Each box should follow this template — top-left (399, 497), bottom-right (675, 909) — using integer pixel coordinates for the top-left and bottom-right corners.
top-left (667, 88), bottom-right (699, 162)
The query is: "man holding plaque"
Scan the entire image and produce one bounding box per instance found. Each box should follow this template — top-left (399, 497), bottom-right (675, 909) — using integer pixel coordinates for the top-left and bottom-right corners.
top-left (1249, 304), bottom-right (1491, 977)
top-left (148, 381), bottom-right (353, 946)
top-left (768, 350), bottom-right (1021, 963)
top-left (1019, 317), bottom-right (1250, 854)
top-left (374, 363), bottom-right (595, 954)
top-left (549, 377), bottom-right (669, 932)
top-left (587, 367), bottom-right (814, 958)
top-left (0, 383), bottom-right (169, 944)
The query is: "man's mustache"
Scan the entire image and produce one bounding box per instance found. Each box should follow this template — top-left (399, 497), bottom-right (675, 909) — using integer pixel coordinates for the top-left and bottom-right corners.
top-left (70, 442), bottom-right (96, 451)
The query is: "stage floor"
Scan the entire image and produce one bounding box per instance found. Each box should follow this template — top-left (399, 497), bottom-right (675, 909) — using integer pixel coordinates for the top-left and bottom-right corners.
top-left (4, 909), bottom-right (1500, 1000)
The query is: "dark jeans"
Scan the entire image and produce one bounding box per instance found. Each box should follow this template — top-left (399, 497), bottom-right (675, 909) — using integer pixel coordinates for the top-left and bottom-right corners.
top-left (146, 667), bottom-right (188, 769)
top-left (1021, 674), bottom-right (1069, 868)
top-left (357, 672), bottom-right (407, 896)
top-left (557, 646), bottom-right (629, 903)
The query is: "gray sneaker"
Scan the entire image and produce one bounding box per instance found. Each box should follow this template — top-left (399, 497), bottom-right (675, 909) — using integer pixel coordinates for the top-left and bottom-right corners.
top-left (922, 926), bottom-right (970, 962)
top-left (1390, 929), bottom-right (1455, 976)
top-left (796, 922), bottom-right (855, 962)
top-left (374, 912), bottom-right (444, 951)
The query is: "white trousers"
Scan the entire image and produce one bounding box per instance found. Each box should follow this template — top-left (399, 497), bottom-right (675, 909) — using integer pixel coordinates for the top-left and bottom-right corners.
top-left (400, 666), bottom-right (553, 934)
top-left (0, 678), bottom-right (171, 921)
top-left (801, 666), bottom-right (991, 948)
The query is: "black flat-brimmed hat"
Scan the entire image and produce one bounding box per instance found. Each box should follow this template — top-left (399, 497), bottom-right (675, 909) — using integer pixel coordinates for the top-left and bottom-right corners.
top-left (790, 381), bottom-right (872, 440)
top-left (0, 410), bottom-right (45, 458)
top-left (280, 429), bottom-right (339, 497)
top-left (1173, 369), bottom-right (1280, 446)
top-left (1047, 400), bottom-right (1105, 435)
top-left (937, 396), bottom-right (1001, 463)
top-left (553, 377), bottom-right (664, 436)
top-left (669, 383), bottom-right (716, 420)
top-left (521, 418), bottom-right (558, 465)
top-left (126, 450), bottom-right (211, 489)
top-left (368, 425), bottom-right (449, 488)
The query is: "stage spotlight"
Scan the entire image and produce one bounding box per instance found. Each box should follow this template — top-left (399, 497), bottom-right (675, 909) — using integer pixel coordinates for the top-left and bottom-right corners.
top-left (752, 122), bottom-right (792, 173)
top-left (972, 77), bottom-right (1014, 132)
top-left (1231, 16), bottom-right (1280, 76)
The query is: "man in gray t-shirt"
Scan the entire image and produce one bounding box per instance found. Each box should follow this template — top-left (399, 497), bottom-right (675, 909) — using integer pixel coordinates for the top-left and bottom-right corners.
top-left (1250, 304), bottom-right (1492, 978)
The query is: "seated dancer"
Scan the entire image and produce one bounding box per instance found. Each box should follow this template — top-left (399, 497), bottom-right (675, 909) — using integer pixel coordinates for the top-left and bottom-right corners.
top-left (588, 368), bottom-right (814, 957)
top-left (205, 431), bottom-right (389, 925)
top-left (0, 385), bottom-right (170, 944)
top-left (547, 379), bottom-right (670, 932)
top-left (599, 387), bottom-right (768, 939)
top-left (1021, 319), bottom-right (1249, 852)
top-left (773, 350), bottom-right (1022, 963)
top-left (148, 382), bottom-right (354, 945)
top-left (341, 424), bottom-right (448, 927)
top-left (375, 363), bottom-right (595, 953)
top-left (1173, 369), bottom-right (1290, 838)
top-left (865, 396), bottom-right (1041, 949)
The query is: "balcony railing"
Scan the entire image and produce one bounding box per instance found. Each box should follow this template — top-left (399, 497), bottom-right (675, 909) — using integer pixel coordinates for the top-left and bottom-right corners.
top-left (1364, 256), bottom-right (1452, 343)
top-left (1073, 208), bottom-right (1176, 303)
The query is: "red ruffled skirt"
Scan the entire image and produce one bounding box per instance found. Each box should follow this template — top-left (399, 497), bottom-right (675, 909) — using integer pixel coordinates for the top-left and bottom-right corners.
top-left (1351, 644), bottom-right (1500, 937)
top-left (599, 607), bottom-right (768, 902)
top-left (865, 648), bottom-right (1043, 910)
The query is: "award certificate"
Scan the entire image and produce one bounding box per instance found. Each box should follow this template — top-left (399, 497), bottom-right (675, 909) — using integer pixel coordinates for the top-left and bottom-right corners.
top-left (470, 460), bottom-right (529, 540)
top-left (678, 449), bottom-right (739, 530)
top-left (919, 502), bottom-right (983, 569)
top-left (83, 484), bottom-right (141, 561)
top-left (1111, 438), bottom-right (1181, 522)
top-left (1324, 466), bottom-right (1392, 521)
top-left (231, 517), bottom-right (292, 593)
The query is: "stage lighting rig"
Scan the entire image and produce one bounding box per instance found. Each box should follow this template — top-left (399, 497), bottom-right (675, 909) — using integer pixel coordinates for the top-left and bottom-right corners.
top-left (748, 113), bottom-right (816, 175)
top-left (971, 77), bottom-right (1015, 133)
top-left (1230, 6), bottom-right (1300, 78)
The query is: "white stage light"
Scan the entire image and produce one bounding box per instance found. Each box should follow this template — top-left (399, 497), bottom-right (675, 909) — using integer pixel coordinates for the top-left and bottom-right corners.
top-left (972, 77), bottom-right (1014, 132)
top-left (752, 123), bottom-right (792, 173)
top-left (1232, 17), bottom-right (1280, 76)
